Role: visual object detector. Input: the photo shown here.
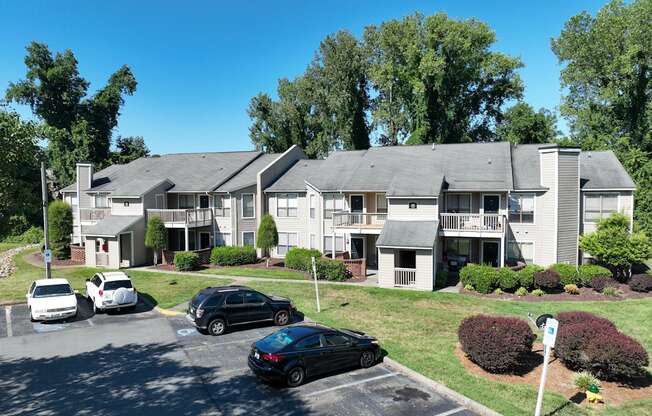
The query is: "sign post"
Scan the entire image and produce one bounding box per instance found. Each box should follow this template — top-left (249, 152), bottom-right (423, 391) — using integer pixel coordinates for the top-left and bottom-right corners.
top-left (311, 256), bottom-right (320, 313)
top-left (535, 317), bottom-right (559, 416)
top-left (41, 162), bottom-right (51, 279)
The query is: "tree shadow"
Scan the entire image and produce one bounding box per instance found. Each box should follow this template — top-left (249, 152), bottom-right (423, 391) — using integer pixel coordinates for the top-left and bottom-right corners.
top-left (0, 341), bottom-right (313, 416)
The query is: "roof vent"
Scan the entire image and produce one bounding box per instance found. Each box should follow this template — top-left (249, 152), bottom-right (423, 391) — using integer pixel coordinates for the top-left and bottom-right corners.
top-left (488, 158), bottom-right (492, 165)
top-left (370, 163), bottom-right (375, 168)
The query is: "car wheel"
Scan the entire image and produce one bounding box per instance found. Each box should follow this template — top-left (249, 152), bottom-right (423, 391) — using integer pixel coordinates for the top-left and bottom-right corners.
top-left (208, 318), bottom-right (226, 336)
top-left (29, 307), bottom-right (35, 322)
top-left (93, 302), bottom-right (101, 314)
top-left (274, 310), bottom-right (290, 326)
top-left (286, 366), bottom-right (305, 387)
top-left (359, 350), bottom-right (375, 368)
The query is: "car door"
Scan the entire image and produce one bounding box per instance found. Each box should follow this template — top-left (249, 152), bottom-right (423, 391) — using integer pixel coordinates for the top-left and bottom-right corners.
top-left (324, 333), bottom-right (358, 370)
top-left (89, 275), bottom-right (102, 301)
top-left (294, 334), bottom-right (329, 376)
top-left (243, 291), bottom-right (273, 322)
top-left (223, 293), bottom-right (249, 324)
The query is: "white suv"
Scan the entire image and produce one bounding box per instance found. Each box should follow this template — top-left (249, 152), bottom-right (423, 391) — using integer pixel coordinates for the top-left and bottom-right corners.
top-left (27, 278), bottom-right (78, 322)
top-left (85, 272), bottom-right (138, 313)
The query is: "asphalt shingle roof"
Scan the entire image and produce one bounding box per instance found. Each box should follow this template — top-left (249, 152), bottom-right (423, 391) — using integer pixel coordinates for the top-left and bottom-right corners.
top-left (265, 160), bottom-right (325, 192)
top-left (376, 220), bottom-right (439, 249)
top-left (215, 153), bottom-right (281, 192)
top-left (82, 216), bottom-right (142, 237)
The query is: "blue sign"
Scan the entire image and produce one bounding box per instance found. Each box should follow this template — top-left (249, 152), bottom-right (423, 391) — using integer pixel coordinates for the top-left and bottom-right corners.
top-left (43, 249), bottom-right (52, 264)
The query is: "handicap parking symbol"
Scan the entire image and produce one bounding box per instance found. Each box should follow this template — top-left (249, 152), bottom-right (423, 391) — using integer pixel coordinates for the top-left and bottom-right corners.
top-left (177, 328), bottom-right (198, 337)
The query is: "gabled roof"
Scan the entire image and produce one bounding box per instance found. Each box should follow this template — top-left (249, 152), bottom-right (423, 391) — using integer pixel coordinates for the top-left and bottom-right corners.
top-left (215, 153), bottom-right (281, 192)
top-left (376, 220), bottom-right (439, 249)
top-left (265, 159), bottom-right (325, 192)
top-left (83, 216), bottom-right (142, 237)
top-left (111, 178), bottom-right (174, 197)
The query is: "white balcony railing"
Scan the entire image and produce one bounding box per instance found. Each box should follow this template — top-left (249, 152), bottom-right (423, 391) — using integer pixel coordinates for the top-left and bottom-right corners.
top-left (80, 208), bottom-right (111, 222)
top-left (332, 212), bottom-right (387, 228)
top-left (439, 213), bottom-right (504, 233)
top-left (147, 208), bottom-right (213, 227)
top-left (394, 267), bottom-right (416, 287)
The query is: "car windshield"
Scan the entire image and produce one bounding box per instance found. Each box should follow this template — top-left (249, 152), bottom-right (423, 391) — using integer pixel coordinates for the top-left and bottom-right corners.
top-left (33, 284), bottom-right (73, 298)
top-left (258, 329), bottom-right (298, 352)
top-left (104, 280), bottom-right (133, 291)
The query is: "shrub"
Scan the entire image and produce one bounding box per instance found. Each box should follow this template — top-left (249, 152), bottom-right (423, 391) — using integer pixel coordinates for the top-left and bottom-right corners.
top-left (551, 263), bottom-right (579, 286)
top-left (493, 288), bottom-right (503, 295)
top-left (517, 264), bottom-right (543, 289)
top-left (534, 269), bottom-right (561, 291)
top-left (174, 251), bottom-right (199, 271)
top-left (585, 331), bottom-right (649, 380)
top-left (556, 311), bottom-right (616, 330)
top-left (48, 200), bottom-right (72, 259)
top-left (464, 284), bottom-right (474, 291)
top-left (531, 289), bottom-right (544, 296)
top-left (285, 248), bottom-right (322, 272)
top-left (210, 245), bottom-right (257, 266)
top-left (314, 258), bottom-right (349, 281)
top-left (578, 264), bottom-right (611, 287)
top-left (145, 216), bottom-right (167, 265)
top-left (556, 321), bottom-right (618, 370)
top-left (458, 315), bottom-right (535, 373)
top-left (590, 276), bottom-right (618, 292)
top-left (256, 214), bottom-right (278, 262)
top-left (515, 287), bottom-right (528, 297)
top-left (629, 274), bottom-right (652, 292)
top-left (564, 284), bottom-right (580, 295)
top-left (2, 226), bottom-right (43, 244)
top-left (498, 268), bottom-right (519, 291)
top-left (574, 371), bottom-right (600, 391)
top-left (602, 287), bottom-right (620, 297)
top-left (459, 264), bottom-right (498, 294)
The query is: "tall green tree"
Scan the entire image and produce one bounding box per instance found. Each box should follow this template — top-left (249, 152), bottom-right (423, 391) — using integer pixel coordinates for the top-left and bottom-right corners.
top-left (145, 216), bottom-right (167, 266)
top-left (552, 0), bottom-right (652, 233)
top-left (495, 102), bottom-right (558, 144)
top-left (48, 200), bottom-right (73, 259)
top-left (364, 12), bottom-right (524, 145)
top-left (256, 214), bottom-right (278, 267)
top-left (5, 42), bottom-right (137, 186)
top-left (110, 136), bottom-right (150, 165)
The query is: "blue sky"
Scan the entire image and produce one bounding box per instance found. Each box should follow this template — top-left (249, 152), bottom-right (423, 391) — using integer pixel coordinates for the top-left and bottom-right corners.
top-left (0, 0), bottom-right (603, 154)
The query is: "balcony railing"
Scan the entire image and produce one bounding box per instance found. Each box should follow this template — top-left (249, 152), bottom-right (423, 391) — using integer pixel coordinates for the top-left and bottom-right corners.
top-left (147, 208), bottom-right (213, 227)
top-left (80, 208), bottom-right (111, 222)
top-left (439, 213), bottom-right (504, 233)
top-left (332, 212), bottom-right (387, 228)
top-left (394, 267), bottom-right (416, 287)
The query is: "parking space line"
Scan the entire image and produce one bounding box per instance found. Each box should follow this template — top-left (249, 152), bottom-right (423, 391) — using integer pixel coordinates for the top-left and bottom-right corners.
top-left (183, 336), bottom-right (260, 351)
top-left (87, 319), bottom-right (94, 327)
top-left (304, 372), bottom-right (397, 397)
top-left (434, 407), bottom-right (465, 416)
top-left (5, 306), bottom-right (12, 337)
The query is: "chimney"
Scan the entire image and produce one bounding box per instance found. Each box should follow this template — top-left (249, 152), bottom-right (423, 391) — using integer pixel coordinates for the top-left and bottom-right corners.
top-left (76, 162), bottom-right (94, 210)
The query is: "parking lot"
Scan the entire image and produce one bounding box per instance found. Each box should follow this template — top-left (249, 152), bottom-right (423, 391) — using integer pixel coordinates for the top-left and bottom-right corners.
top-left (0, 301), bottom-right (479, 416)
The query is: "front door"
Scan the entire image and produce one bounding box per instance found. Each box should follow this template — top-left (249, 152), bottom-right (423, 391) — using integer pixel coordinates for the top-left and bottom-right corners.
top-left (483, 195), bottom-right (499, 214)
top-left (199, 232), bottom-right (211, 249)
top-left (119, 233), bottom-right (132, 267)
top-left (350, 195), bottom-right (363, 225)
top-left (351, 237), bottom-right (364, 259)
top-left (199, 195), bottom-right (210, 209)
top-left (482, 241), bottom-right (499, 267)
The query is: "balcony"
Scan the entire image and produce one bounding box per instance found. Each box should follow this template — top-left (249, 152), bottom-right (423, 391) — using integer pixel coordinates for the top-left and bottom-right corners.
top-left (147, 208), bottom-right (213, 228)
top-left (332, 212), bottom-right (387, 234)
top-left (394, 267), bottom-right (416, 287)
top-left (439, 213), bottom-right (505, 237)
top-left (80, 208), bottom-right (111, 222)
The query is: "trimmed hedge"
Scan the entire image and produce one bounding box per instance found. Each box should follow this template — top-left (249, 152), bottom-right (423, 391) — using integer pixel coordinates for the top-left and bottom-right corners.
top-left (556, 321), bottom-right (617, 370)
top-left (210, 246), bottom-right (257, 266)
top-left (629, 274), bottom-right (652, 292)
top-left (498, 268), bottom-right (519, 291)
top-left (534, 269), bottom-right (561, 291)
top-left (174, 251), bottom-right (199, 271)
top-left (285, 248), bottom-right (322, 272)
top-left (517, 264), bottom-right (543, 289)
top-left (458, 315), bottom-right (535, 373)
top-left (590, 276), bottom-right (618, 293)
top-left (556, 311), bottom-right (616, 330)
top-left (314, 258), bottom-right (350, 281)
top-left (550, 263), bottom-right (579, 286)
top-left (578, 264), bottom-right (611, 286)
top-left (459, 264), bottom-right (499, 294)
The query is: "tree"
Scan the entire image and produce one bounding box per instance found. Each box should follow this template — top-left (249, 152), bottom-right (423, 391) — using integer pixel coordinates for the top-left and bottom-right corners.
top-left (6, 42), bottom-right (137, 186)
top-left (495, 102), bottom-right (558, 144)
top-left (110, 136), bottom-right (150, 165)
top-left (552, 0), bottom-right (652, 233)
top-left (364, 12), bottom-right (524, 145)
top-left (256, 214), bottom-right (278, 267)
top-left (145, 216), bottom-right (167, 266)
top-left (48, 200), bottom-right (72, 259)
top-left (0, 110), bottom-right (43, 238)
top-left (579, 213), bottom-right (652, 280)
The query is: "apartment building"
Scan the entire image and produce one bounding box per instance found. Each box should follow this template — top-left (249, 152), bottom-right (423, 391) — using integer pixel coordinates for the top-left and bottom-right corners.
top-left (62, 142), bottom-right (635, 291)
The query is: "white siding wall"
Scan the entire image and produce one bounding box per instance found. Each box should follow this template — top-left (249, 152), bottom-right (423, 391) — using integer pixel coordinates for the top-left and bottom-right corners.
top-left (377, 248), bottom-right (395, 288)
top-left (534, 151), bottom-right (558, 266)
top-left (377, 248), bottom-right (433, 290)
top-left (387, 198), bottom-right (438, 220)
top-left (307, 186), bottom-right (321, 251)
top-left (557, 151), bottom-right (580, 264)
top-left (111, 198), bottom-right (143, 216)
top-left (267, 192), bottom-right (308, 257)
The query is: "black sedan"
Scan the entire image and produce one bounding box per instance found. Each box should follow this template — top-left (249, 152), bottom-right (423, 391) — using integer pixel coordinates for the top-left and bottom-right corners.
top-left (248, 323), bottom-right (381, 387)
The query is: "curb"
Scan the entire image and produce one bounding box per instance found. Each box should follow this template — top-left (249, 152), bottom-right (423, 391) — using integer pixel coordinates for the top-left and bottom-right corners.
top-left (382, 357), bottom-right (502, 416)
top-left (138, 295), bottom-right (184, 317)
top-left (0, 301), bottom-right (26, 307)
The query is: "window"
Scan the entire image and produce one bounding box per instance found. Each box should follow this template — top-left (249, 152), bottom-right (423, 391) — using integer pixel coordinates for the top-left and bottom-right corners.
top-left (242, 194), bottom-right (255, 218)
top-left (94, 193), bottom-right (109, 208)
top-left (199, 195), bottom-right (210, 209)
top-left (447, 239), bottom-right (470, 258)
top-left (277, 193), bottom-right (298, 217)
top-left (178, 194), bottom-right (195, 209)
top-left (309, 234), bottom-right (316, 250)
top-left (215, 232), bottom-right (231, 246)
top-left (244, 292), bottom-right (266, 304)
top-left (508, 241), bottom-right (534, 264)
top-left (324, 235), bottom-right (344, 252)
top-left (242, 232), bottom-right (255, 246)
top-left (584, 194), bottom-right (618, 223)
top-left (225, 293), bottom-right (244, 305)
top-left (214, 195), bottom-right (231, 217)
top-left (396, 250), bottom-right (416, 269)
top-left (509, 194), bottom-right (535, 224)
top-left (323, 193), bottom-right (343, 219)
top-left (277, 232), bottom-right (298, 256)
top-left (376, 194), bottom-right (387, 213)
top-left (310, 194), bottom-right (316, 219)
top-left (446, 194), bottom-right (470, 213)
top-left (325, 334), bottom-right (350, 347)
top-left (295, 335), bottom-right (322, 350)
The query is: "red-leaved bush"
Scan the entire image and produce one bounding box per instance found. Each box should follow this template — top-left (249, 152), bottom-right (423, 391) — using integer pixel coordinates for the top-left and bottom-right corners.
top-left (555, 321), bottom-right (618, 370)
top-left (590, 276), bottom-right (618, 292)
top-left (629, 274), bottom-right (652, 292)
top-left (585, 331), bottom-right (649, 380)
top-left (533, 269), bottom-right (561, 291)
top-left (556, 311), bottom-right (616, 330)
top-left (458, 315), bottom-right (535, 373)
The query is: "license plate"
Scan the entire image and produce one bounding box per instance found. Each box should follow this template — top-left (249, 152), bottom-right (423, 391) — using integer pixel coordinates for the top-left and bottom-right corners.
top-left (254, 352), bottom-right (260, 359)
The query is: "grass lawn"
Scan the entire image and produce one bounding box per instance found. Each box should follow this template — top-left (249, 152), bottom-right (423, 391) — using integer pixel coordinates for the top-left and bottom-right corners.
top-left (2, 248), bottom-right (651, 415)
top-left (0, 243), bottom-right (22, 253)
top-left (199, 266), bottom-right (308, 280)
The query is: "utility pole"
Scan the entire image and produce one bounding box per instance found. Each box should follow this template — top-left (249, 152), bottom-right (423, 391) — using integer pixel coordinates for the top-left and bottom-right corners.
top-left (41, 162), bottom-right (52, 279)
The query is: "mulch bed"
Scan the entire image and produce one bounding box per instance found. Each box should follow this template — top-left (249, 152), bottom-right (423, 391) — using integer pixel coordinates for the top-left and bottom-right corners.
top-left (456, 343), bottom-right (652, 408)
top-left (29, 252), bottom-right (84, 267)
top-left (461, 283), bottom-right (651, 301)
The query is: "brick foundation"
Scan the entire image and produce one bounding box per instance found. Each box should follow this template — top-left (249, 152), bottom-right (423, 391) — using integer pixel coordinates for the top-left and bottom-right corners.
top-left (70, 245), bottom-right (85, 263)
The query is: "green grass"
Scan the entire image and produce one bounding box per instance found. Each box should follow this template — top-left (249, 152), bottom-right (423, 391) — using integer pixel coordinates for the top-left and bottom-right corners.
top-left (3, 248), bottom-right (651, 415)
top-left (199, 266), bottom-right (308, 280)
top-left (0, 243), bottom-right (22, 253)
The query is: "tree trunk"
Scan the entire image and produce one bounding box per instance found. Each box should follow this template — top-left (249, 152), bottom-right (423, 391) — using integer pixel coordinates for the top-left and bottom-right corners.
top-left (153, 249), bottom-right (158, 268)
top-left (266, 256), bottom-right (270, 268)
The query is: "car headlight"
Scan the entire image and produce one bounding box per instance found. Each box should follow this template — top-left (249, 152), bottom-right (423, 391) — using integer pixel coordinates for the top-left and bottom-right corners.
top-left (196, 308), bottom-right (204, 318)
top-left (35, 309), bottom-right (47, 314)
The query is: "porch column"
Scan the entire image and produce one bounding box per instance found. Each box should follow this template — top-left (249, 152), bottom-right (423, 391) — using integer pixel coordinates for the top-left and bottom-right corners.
top-left (500, 235), bottom-right (505, 267)
top-left (331, 231), bottom-right (335, 259)
top-left (184, 226), bottom-right (190, 251)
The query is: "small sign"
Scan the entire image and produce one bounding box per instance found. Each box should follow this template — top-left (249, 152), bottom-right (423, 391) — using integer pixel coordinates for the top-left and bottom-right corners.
top-left (43, 249), bottom-right (52, 264)
top-left (542, 318), bottom-right (559, 348)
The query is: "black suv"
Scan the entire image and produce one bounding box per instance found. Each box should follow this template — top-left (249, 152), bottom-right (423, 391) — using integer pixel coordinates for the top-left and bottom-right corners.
top-left (186, 286), bottom-right (295, 336)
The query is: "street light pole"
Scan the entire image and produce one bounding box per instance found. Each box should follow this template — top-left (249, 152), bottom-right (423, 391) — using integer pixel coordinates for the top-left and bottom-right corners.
top-left (41, 162), bottom-right (51, 279)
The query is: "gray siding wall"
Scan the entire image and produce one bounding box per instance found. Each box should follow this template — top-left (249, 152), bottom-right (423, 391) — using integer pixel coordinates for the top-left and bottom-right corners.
top-left (257, 146), bottom-right (307, 221)
top-left (557, 152), bottom-right (580, 263)
top-left (77, 164), bottom-right (94, 209)
top-left (233, 185), bottom-right (257, 245)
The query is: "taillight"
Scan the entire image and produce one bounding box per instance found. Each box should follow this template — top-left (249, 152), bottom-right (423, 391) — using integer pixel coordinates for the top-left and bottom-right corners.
top-left (196, 308), bottom-right (204, 318)
top-left (99, 290), bottom-right (104, 297)
top-left (261, 353), bottom-right (284, 363)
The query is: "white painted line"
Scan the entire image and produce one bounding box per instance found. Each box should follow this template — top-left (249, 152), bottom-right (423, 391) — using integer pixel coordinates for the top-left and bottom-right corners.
top-left (304, 372), bottom-right (397, 397)
top-left (434, 407), bottom-right (466, 416)
top-left (183, 336), bottom-right (261, 351)
top-left (211, 367), bottom-right (250, 377)
top-left (5, 306), bottom-right (12, 337)
top-left (87, 319), bottom-right (94, 327)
